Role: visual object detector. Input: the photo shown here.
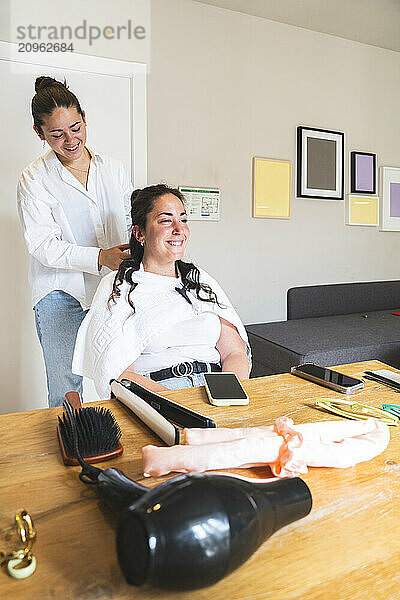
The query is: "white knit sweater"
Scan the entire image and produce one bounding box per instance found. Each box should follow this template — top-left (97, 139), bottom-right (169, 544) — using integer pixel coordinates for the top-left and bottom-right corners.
top-left (72, 266), bottom-right (251, 399)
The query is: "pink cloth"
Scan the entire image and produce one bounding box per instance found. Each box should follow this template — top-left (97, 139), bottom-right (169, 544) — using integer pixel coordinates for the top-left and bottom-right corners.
top-left (142, 417), bottom-right (390, 478)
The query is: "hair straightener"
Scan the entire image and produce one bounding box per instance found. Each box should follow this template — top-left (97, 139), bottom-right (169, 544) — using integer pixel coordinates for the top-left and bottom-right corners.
top-left (110, 378), bottom-right (215, 446)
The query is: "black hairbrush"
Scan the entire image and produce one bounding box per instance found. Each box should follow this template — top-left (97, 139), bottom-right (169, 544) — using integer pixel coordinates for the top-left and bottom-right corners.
top-left (57, 391), bottom-right (123, 466)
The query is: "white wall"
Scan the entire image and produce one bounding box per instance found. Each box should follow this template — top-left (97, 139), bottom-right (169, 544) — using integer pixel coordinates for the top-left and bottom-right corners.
top-left (1, 0), bottom-right (400, 411)
top-left (146, 1), bottom-right (400, 324)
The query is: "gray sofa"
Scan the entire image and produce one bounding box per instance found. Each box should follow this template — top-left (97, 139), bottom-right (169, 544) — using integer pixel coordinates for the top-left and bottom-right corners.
top-left (246, 281), bottom-right (400, 378)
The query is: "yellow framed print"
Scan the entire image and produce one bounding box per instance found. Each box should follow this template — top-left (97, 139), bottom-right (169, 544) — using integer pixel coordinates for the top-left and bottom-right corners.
top-left (252, 157), bottom-right (291, 219)
top-left (346, 194), bottom-right (379, 227)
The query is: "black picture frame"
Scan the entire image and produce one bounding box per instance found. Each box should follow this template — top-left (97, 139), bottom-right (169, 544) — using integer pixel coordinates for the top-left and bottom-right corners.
top-left (350, 151), bottom-right (376, 194)
top-left (297, 126), bottom-right (344, 200)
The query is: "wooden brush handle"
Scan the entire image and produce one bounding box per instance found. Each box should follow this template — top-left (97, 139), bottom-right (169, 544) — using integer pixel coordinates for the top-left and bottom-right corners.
top-left (64, 391), bottom-right (83, 410)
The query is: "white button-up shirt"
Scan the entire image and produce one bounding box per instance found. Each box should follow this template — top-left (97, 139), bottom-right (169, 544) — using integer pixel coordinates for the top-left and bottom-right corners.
top-left (17, 148), bottom-right (133, 309)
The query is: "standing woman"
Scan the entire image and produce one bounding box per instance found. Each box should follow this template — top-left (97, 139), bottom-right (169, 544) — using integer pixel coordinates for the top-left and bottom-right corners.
top-left (17, 76), bottom-right (133, 407)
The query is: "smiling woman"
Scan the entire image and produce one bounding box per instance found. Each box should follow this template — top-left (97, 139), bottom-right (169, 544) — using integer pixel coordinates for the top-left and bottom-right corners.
top-left (72, 184), bottom-right (252, 399)
top-left (133, 192), bottom-right (190, 276)
top-left (17, 76), bottom-right (134, 407)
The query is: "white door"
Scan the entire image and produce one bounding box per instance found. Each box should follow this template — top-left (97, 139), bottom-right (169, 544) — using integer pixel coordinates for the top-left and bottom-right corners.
top-left (0, 43), bottom-right (146, 413)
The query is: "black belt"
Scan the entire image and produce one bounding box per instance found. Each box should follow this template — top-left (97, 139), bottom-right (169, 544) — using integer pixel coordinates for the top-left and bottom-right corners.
top-left (149, 361), bottom-right (221, 382)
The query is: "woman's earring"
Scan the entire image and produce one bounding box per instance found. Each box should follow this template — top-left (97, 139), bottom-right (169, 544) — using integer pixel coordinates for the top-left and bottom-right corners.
top-left (42, 140), bottom-right (46, 148)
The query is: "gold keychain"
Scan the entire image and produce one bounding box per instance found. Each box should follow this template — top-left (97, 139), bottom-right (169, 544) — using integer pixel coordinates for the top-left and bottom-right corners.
top-left (0, 510), bottom-right (37, 579)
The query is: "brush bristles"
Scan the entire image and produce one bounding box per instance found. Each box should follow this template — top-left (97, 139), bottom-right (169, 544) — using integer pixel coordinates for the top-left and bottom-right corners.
top-left (58, 406), bottom-right (122, 458)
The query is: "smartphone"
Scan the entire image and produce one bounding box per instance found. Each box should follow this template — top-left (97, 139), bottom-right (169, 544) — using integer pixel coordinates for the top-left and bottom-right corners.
top-left (290, 363), bottom-right (364, 394)
top-left (203, 372), bottom-right (249, 406)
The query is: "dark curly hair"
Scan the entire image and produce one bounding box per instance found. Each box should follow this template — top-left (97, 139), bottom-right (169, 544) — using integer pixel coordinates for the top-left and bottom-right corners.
top-left (32, 76), bottom-right (84, 136)
top-left (109, 184), bottom-right (222, 311)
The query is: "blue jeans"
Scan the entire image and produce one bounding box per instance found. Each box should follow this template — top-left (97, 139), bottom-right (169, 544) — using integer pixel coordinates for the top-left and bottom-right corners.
top-left (34, 291), bottom-right (88, 408)
top-left (149, 373), bottom-right (206, 391)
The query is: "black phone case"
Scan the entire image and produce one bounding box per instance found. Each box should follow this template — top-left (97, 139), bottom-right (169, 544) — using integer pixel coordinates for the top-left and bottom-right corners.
top-left (290, 364), bottom-right (364, 394)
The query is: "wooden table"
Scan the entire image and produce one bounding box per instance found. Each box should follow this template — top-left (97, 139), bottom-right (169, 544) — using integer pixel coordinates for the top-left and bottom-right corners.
top-left (1, 360), bottom-right (399, 600)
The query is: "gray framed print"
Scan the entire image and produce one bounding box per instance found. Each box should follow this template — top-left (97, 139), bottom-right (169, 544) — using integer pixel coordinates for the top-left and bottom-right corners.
top-left (350, 151), bottom-right (376, 194)
top-left (297, 126), bottom-right (344, 200)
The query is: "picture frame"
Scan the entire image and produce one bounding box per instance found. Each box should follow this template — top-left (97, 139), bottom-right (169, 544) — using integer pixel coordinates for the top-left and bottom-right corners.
top-left (346, 194), bottom-right (379, 227)
top-left (179, 186), bottom-right (220, 221)
top-left (350, 151), bottom-right (376, 194)
top-left (252, 157), bottom-right (291, 219)
top-left (297, 126), bottom-right (344, 200)
top-left (379, 167), bottom-right (400, 232)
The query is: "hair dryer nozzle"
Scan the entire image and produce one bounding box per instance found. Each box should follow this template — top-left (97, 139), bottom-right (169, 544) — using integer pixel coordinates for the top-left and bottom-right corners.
top-left (116, 473), bottom-right (312, 590)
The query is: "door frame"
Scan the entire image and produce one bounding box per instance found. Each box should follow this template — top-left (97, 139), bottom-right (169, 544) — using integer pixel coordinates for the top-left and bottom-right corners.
top-left (0, 41), bottom-right (147, 187)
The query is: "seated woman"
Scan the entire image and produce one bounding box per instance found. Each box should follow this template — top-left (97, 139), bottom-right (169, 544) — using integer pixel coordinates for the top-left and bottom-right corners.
top-left (72, 184), bottom-right (251, 399)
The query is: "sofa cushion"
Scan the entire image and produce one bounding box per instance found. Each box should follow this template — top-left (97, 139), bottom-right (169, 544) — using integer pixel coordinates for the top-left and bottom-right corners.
top-left (246, 309), bottom-right (400, 376)
top-left (287, 281), bottom-right (400, 319)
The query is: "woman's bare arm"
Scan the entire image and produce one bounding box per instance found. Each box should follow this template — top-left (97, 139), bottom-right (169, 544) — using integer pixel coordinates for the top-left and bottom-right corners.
top-left (216, 317), bottom-right (250, 380)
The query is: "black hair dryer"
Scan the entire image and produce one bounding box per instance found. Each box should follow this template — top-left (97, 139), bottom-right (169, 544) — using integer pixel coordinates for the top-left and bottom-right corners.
top-left (116, 472), bottom-right (312, 590)
top-left (66, 399), bottom-right (312, 591)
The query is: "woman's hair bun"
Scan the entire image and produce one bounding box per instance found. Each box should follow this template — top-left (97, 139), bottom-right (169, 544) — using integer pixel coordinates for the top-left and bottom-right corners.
top-left (131, 189), bottom-right (142, 203)
top-left (34, 76), bottom-right (67, 93)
